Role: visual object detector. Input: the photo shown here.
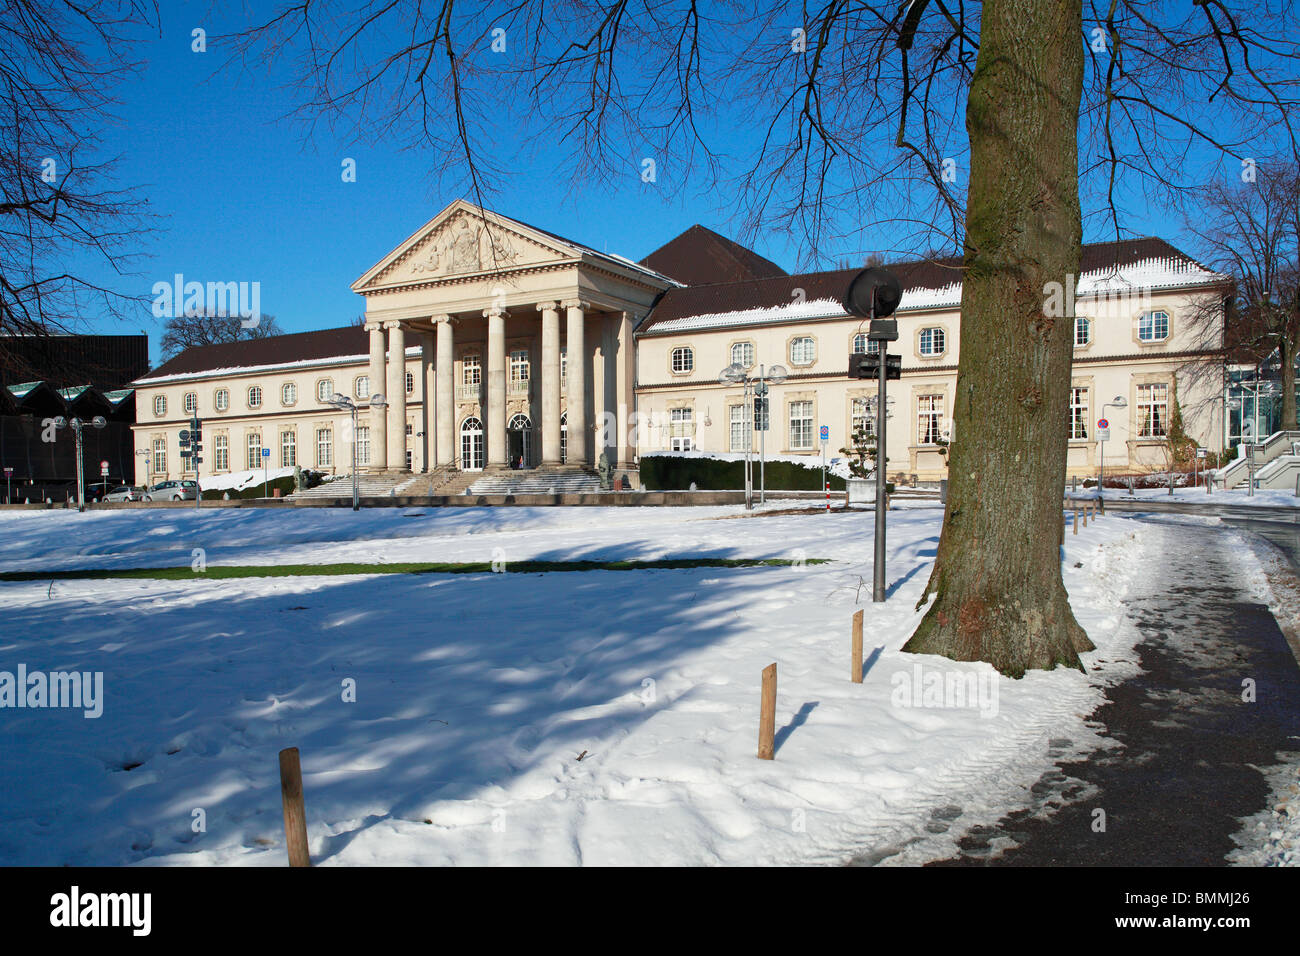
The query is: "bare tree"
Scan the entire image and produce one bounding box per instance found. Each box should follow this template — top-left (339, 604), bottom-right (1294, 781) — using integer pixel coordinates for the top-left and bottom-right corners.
top-left (159, 312), bottom-right (282, 360)
top-left (225, 2), bottom-right (1299, 675)
top-left (0, 1), bottom-right (157, 379)
top-left (1184, 161), bottom-right (1300, 434)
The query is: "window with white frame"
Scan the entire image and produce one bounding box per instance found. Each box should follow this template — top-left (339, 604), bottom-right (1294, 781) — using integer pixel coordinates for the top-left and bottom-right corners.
top-left (671, 347), bottom-right (694, 373)
top-left (731, 342), bottom-right (755, 368)
top-left (508, 349), bottom-right (528, 384)
top-left (246, 432), bottom-right (262, 470)
top-left (669, 407), bottom-right (694, 451)
top-left (281, 429), bottom-right (296, 467)
top-left (850, 397), bottom-right (874, 441)
top-left (152, 437), bottom-right (166, 475)
top-left (405, 370), bottom-right (414, 395)
top-left (153, 395), bottom-right (166, 417)
top-left (214, 434), bottom-right (229, 471)
top-left (316, 427), bottom-right (332, 467)
top-left (789, 400), bottom-right (814, 449)
top-left (1074, 317), bottom-right (1092, 347)
top-left (355, 375), bottom-right (370, 399)
top-left (789, 337), bottom-right (815, 366)
top-left (729, 404), bottom-right (752, 452)
top-left (356, 426), bottom-right (370, 466)
top-left (919, 327), bottom-right (946, 356)
top-left (183, 392), bottom-right (198, 414)
top-left (282, 382), bottom-right (297, 406)
top-left (852, 333), bottom-right (880, 355)
top-left (248, 386), bottom-right (263, 409)
top-left (316, 378), bottom-right (333, 403)
top-left (1138, 310), bottom-right (1169, 342)
top-left (463, 354), bottom-right (481, 386)
top-left (1137, 383), bottom-right (1169, 437)
top-left (917, 394), bottom-right (945, 444)
top-left (215, 388), bottom-right (229, 412)
top-left (1069, 387), bottom-right (1089, 440)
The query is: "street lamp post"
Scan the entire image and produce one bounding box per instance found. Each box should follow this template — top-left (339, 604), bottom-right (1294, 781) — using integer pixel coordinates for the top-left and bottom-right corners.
top-left (1098, 396), bottom-right (1127, 500)
top-left (328, 392), bottom-right (385, 510)
top-left (54, 416), bottom-right (107, 512)
top-left (718, 362), bottom-right (787, 509)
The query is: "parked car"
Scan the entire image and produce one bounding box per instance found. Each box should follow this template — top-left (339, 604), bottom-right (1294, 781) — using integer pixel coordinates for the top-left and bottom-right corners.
top-left (143, 480), bottom-right (198, 502)
top-left (85, 481), bottom-right (118, 502)
top-left (103, 484), bottom-right (147, 502)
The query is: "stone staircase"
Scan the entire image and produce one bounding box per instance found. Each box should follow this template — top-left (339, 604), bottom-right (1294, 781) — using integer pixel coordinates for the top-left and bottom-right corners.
top-left (466, 467), bottom-right (601, 495)
top-left (1217, 430), bottom-right (1300, 489)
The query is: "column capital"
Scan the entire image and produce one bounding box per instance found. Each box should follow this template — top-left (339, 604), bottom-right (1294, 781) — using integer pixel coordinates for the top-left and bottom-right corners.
top-left (482, 305), bottom-right (507, 319)
top-left (536, 301), bottom-right (559, 313)
top-left (383, 319), bottom-right (405, 330)
top-left (432, 313), bottom-right (455, 325)
top-left (561, 298), bottom-right (591, 312)
top-left (364, 321), bottom-right (384, 333)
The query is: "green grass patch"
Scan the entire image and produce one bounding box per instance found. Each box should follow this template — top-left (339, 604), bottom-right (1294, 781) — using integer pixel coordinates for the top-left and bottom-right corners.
top-left (0, 556), bottom-right (830, 582)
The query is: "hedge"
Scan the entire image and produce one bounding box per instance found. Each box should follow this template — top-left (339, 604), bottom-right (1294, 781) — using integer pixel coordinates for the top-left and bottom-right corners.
top-left (639, 455), bottom-right (846, 491)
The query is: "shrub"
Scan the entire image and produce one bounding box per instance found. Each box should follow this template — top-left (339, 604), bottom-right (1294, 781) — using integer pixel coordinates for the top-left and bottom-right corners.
top-left (640, 455), bottom-right (846, 491)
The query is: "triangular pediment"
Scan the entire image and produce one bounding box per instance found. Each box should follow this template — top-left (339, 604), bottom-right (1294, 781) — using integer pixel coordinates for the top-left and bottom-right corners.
top-left (352, 200), bottom-right (584, 292)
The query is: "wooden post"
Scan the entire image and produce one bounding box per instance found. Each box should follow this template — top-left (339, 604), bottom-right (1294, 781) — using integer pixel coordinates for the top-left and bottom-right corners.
top-left (278, 747), bottom-right (311, 867)
top-left (1072, 508), bottom-right (1078, 535)
top-left (851, 609), bottom-right (864, 683)
top-left (1082, 504), bottom-right (1088, 527)
top-left (758, 664), bottom-right (777, 760)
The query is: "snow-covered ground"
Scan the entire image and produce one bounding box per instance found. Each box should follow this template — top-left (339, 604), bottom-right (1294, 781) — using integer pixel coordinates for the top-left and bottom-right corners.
top-left (1071, 486), bottom-right (1300, 508)
top-left (0, 504), bottom-right (1169, 865)
top-left (199, 466), bottom-right (296, 493)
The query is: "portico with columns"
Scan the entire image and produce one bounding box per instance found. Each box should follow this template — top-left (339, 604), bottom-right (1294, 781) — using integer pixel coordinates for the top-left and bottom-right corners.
top-left (351, 199), bottom-right (674, 475)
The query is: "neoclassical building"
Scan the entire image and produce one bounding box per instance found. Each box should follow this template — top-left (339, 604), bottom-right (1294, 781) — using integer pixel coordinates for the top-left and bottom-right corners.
top-left (131, 202), bottom-right (1233, 490)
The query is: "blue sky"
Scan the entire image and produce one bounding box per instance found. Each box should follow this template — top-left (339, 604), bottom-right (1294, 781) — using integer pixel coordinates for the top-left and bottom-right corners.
top-left (67, 2), bottom-right (1267, 366)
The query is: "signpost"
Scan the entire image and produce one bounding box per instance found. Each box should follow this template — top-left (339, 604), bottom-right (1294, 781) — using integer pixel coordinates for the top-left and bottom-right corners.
top-left (3, 466), bottom-right (11, 504)
top-left (179, 416), bottom-right (203, 509)
top-left (820, 425), bottom-right (830, 511)
top-left (262, 446), bottom-right (271, 498)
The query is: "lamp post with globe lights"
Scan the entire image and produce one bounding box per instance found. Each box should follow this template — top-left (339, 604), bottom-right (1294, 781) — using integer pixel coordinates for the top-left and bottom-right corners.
top-left (53, 415), bottom-right (107, 512)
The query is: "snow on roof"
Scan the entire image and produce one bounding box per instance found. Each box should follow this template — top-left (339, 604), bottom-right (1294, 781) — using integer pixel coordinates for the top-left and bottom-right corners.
top-left (133, 348), bottom-right (417, 387)
top-left (646, 298), bottom-right (848, 335)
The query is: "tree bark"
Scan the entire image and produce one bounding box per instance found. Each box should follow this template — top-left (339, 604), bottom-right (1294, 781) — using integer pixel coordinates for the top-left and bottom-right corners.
top-left (902, 0), bottom-right (1093, 677)
top-left (1279, 332), bottom-right (1297, 431)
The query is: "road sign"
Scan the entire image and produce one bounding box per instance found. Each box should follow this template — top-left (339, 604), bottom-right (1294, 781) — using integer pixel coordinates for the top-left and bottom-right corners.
top-left (262, 447), bottom-right (271, 458)
top-left (1097, 427), bottom-right (1110, 441)
top-left (100, 460), bottom-right (109, 476)
top-left (1097, 418), bottom-right (1109, 429)
top-left (2, 467), bottom-right (11, 475)
top-left (820, 425), bottom-right (830, 442)
top-left (1196, 448), bottom-right (1208, 458)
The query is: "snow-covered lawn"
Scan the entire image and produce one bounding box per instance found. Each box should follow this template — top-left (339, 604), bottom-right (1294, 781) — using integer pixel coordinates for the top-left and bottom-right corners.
top-left (0, 504), bottom-right (1151, 865)
top-left (1071, 485), bottom-right (1300, 508)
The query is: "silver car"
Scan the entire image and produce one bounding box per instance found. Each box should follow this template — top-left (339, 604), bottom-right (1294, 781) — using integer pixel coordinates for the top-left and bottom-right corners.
top-left (103, 484), bottom-right (147, 502)
top-left (143, 480), bottom-right (198, 502)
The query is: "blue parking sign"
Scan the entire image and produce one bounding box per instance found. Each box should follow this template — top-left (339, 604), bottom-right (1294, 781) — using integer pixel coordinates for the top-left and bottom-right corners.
top-left (262, 447), bottom-right (271, 458)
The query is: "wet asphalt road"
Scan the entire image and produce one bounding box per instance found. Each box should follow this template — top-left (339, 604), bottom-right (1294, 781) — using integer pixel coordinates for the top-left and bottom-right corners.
top-left (925, 519), bottom-right (1300, 866)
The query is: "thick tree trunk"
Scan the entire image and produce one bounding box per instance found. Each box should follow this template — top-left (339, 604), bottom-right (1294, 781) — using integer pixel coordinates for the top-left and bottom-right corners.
top-left (1279, 333), bottom-right (1297, 431)
top-left (902, 0), bottom-right (1092, 677)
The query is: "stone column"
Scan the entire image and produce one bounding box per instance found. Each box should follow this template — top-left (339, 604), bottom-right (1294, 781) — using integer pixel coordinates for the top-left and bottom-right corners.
top-left (385, 321), bottom-right (408, 472)
top-left (421, 330), bottom-right (434, 471)
top-left (616, 310), bottom-right (634, 468)
top-left (539, 301), bottom-right (562, 465)
top-left (434, 315), bottom-right (455, 467)
top-left (366, 321), bottom-right (388, 471)
top-left (563, 299), bottom-right (587, 466)
top-left (485, 306), bottom-right (507, 466)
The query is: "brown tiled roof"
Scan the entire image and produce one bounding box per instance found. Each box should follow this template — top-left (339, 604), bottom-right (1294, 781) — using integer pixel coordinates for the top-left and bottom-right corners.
top-left (640, 225), bottom-right (788, 286)
top-left (138, 326), bottom-right (369, 381)
top-left (638, 237), bottom-right (1224, 335)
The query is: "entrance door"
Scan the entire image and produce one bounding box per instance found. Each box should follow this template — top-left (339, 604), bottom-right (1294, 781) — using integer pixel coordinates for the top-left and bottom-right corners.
top-left (460, 417), bottom-right (485, 470)
top-left (507, 414), bottom-right (532, 467)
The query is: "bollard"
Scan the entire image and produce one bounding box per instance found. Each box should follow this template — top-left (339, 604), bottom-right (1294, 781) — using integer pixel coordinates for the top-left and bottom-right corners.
top-left (1169, 473), bottom-right (1174, 495)
top-left (851, 610), bottom-right (864, 683)
top-left (1073, 508), bottom-right (1079, 535)
top-left (278, 747), bottom-right (311, 867)
top-left (758, 664), bottom-right (777, 760)
top-left (1082, 504), bottom-right (1088, 528)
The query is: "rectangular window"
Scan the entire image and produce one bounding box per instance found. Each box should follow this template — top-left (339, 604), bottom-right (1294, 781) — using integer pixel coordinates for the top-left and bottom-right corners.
top-left (357, 426), bottom-right (370, 466)
top-left (919, 328), bottom-right (945, 356)
top-left (729, 404), bottom-right (752, 452)
top-left (1069, 387), bottom-right (1089, 440)
top-left (281, 430), bottom-right (296, 468)
top-left (214, 434), bottom-right (229, 471)
top-left (917, 394), bottom-right (944, 445)
top-left (670, 407), bottom-right (694, 452)
top-left (509, 349), bottom-right (530, 383)
top-left (463, 355), bottom-right (481, 386)
top-left (560, 348), bottom-right (567, 389)
top-left (850, 398), bottom-right (874, 441)
top-left (246, 433), bottom-right (262, 470)
top-left (790, 337), bottom-right (815, 365)
top-left (789, 400), bottom-right (813, 450)
top-left (152, 438), bottom-right (166, 476)
top-left (316, 428), bottom-right (333, 467)
top-left (1137, 383), bottom-right (1169, 437)
top-left (1138, 311), bottom-right (1169, 342)
top-left (1074, 317), bottom-right (1091, 347)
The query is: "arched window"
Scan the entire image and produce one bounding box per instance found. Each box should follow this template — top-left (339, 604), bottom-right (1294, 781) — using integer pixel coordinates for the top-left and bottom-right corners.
top-left (460, 416), bottom-right (485, 470)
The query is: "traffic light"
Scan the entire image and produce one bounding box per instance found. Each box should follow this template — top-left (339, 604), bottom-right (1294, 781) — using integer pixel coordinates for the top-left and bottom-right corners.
top-left (849, 353), bottom-right (901, 380)
top-left (754, 396), bottom-right (769, 431)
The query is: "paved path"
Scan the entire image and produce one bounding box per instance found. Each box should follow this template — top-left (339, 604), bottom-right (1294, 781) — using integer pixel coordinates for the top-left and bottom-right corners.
top-left (930, 519), bottom-right (1300, 866)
